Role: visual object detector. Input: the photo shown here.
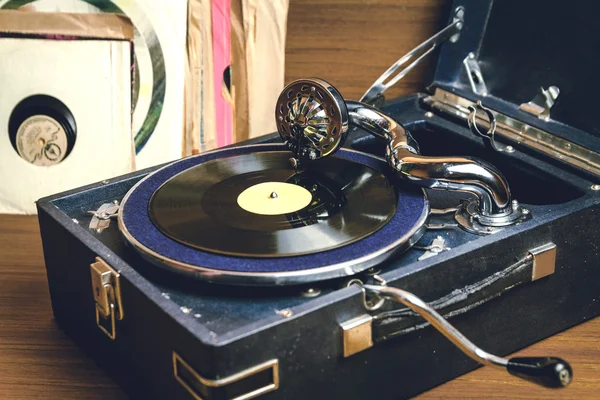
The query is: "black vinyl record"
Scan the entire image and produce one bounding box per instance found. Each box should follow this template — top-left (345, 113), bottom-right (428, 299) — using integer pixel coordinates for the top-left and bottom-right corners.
top-left (148, 151), bottom-right (397, 257)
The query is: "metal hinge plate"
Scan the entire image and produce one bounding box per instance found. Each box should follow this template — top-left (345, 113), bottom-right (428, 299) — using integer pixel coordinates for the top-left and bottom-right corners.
top-left (88, 201), bottom-right (120, 232)
top-left (90, 257), bottom-right (124, 340)
top-left (463, 53), bottom-right (488, 96)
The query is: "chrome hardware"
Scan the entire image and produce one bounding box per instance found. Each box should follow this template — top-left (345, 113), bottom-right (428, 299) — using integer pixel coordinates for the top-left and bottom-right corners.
top-left (276, 79), bottom-right (348, 163)
top-left (345, 100), bottom-right (519, 222)
top-left (415, 236), bottom-right (450, 260)
top-left (88, 201), bottom-right (120, 232)
top-left (364, 284), bottom-right (506, 367)
top-left (361, 284), bottom-right (572, 388)
top-left (173, 352), bottom-right (279, 400)
top-left (426, 222), bottom-right (459, 230)
top-left (347, 277), bottom-right (386, 311)
top-left (344, 254), bottom-right (569, 388)
top-left (277, 77), bottom-right (528, 233)
top-left (360, 6), bottom-right (465, 107)
top-left (276, 309), bottom-right (293, 318)
top-left (519, 86), bottom-right (560, 120)
top-left (430, 207), bottom-right (460, 215)
top-left (364, 267), bottom-right (382, 276)
top-left (340, 314), bottom-right (374, 357)
top-left (301, 287), bottom-right (321, 298)
top-left (463, 53), bottom-right (488, 96)
top-left (90, 257), bottom-right (124, 340)
top-left (455, 198), bottom-right (530, 235)
top-left (180, 306), bottom-right (192, 314)
top-left (468, 101), bottom-right (515, 153)
top-left (530, 243), bottom-right (557, 281)
top-left (424, 88), bottom-right (600, 177)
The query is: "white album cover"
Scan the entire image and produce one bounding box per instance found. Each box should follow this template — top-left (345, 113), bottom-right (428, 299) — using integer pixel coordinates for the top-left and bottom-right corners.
top-left (0, 38), bottom-right (133, 214)
top-left (0, 0), bottom-right (189, 169)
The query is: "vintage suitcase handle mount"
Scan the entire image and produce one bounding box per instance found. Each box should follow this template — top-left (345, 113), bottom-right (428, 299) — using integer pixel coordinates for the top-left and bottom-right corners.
top-left (275, 78), bottom-right (530, 234)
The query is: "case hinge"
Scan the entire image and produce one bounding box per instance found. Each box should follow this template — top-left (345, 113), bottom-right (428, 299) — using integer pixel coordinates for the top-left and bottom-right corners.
top-left (423, 88), bottom-right (600, 177)
top-left (90, 257), bottom-right (124, 340)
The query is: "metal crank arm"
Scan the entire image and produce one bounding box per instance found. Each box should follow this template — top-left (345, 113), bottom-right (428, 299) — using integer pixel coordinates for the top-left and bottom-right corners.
top-left (361, 6), bottom-right (465, 107)
top-left (362, 284), bottom-right (573, 389)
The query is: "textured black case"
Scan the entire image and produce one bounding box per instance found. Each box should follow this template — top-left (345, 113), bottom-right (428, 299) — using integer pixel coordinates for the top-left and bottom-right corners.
top-left (37, 1), bottom-right (600, 398)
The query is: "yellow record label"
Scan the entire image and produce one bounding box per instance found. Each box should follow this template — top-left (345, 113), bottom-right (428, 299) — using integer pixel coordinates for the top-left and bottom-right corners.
top-left (237, 182), bottom-right (312, 215)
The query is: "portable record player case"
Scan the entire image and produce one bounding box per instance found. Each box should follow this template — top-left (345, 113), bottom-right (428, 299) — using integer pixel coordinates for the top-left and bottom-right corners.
top-left (37, 1), bottom-right (600, 398)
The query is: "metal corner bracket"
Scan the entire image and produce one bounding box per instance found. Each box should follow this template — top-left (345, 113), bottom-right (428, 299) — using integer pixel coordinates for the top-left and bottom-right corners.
top-left (173, 352), bottom-right (279, 400)
top-left (530, 243), bottom-right (557, 281)
top-left (340, 314), bottom-right (374, 357)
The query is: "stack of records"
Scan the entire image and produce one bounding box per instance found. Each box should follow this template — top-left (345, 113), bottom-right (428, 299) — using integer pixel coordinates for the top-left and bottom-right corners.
top-left (187, 0), bottom-right (290, 154)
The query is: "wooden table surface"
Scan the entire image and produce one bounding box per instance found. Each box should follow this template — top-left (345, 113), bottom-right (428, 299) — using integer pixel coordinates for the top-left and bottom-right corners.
top-left (0, 214), bottom-right (598, 399)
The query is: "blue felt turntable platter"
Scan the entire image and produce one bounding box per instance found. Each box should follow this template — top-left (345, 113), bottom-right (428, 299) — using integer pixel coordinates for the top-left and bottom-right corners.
top-left (119, 144), bottom-right (428, 285)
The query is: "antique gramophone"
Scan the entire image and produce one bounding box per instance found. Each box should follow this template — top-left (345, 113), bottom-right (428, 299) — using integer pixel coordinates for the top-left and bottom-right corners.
top-left (37, 1), bottom-right (600, 398)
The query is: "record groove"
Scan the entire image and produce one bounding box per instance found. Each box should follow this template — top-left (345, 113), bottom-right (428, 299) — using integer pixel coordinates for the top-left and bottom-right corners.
top-left (148, 152), bottom-right (397, 257)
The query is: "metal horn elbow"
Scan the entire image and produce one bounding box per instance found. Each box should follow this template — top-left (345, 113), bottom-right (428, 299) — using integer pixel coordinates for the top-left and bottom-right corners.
top-left (345, 101), bottom-right (511, 216)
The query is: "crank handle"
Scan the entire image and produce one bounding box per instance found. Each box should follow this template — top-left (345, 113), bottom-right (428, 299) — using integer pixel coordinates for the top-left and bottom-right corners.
top-left (363, 285), bottom-right (572, 388)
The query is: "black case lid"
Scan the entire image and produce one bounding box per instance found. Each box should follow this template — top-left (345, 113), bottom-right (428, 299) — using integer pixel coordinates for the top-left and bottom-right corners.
top-left (432, 0), bottom-right (600, 153)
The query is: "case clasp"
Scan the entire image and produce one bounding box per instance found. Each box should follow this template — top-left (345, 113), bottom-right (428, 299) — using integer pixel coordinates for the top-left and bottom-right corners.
top-left (90, 257), bottom-right (124, 340)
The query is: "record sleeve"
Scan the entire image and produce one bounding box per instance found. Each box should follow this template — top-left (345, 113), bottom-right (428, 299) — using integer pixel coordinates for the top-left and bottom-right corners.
top-left (0, 0), bottom-right (188, 168)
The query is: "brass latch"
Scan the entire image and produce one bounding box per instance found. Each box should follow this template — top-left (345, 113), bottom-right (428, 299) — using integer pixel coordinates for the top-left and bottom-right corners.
top-left (90, 257), bottom-right (124, 340)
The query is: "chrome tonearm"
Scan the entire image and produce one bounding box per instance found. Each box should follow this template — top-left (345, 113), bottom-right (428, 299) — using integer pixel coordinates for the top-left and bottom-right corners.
top-left (275, 78), bottom-right (529, 234)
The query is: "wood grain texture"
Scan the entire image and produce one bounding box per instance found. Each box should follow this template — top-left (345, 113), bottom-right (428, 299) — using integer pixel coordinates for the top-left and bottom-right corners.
top-left (0, 215), bottom-right (126, 400)
top-left (285, 0), bottom-right (449, 100)
top-left (0, 215), bottom-right (598, 399)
